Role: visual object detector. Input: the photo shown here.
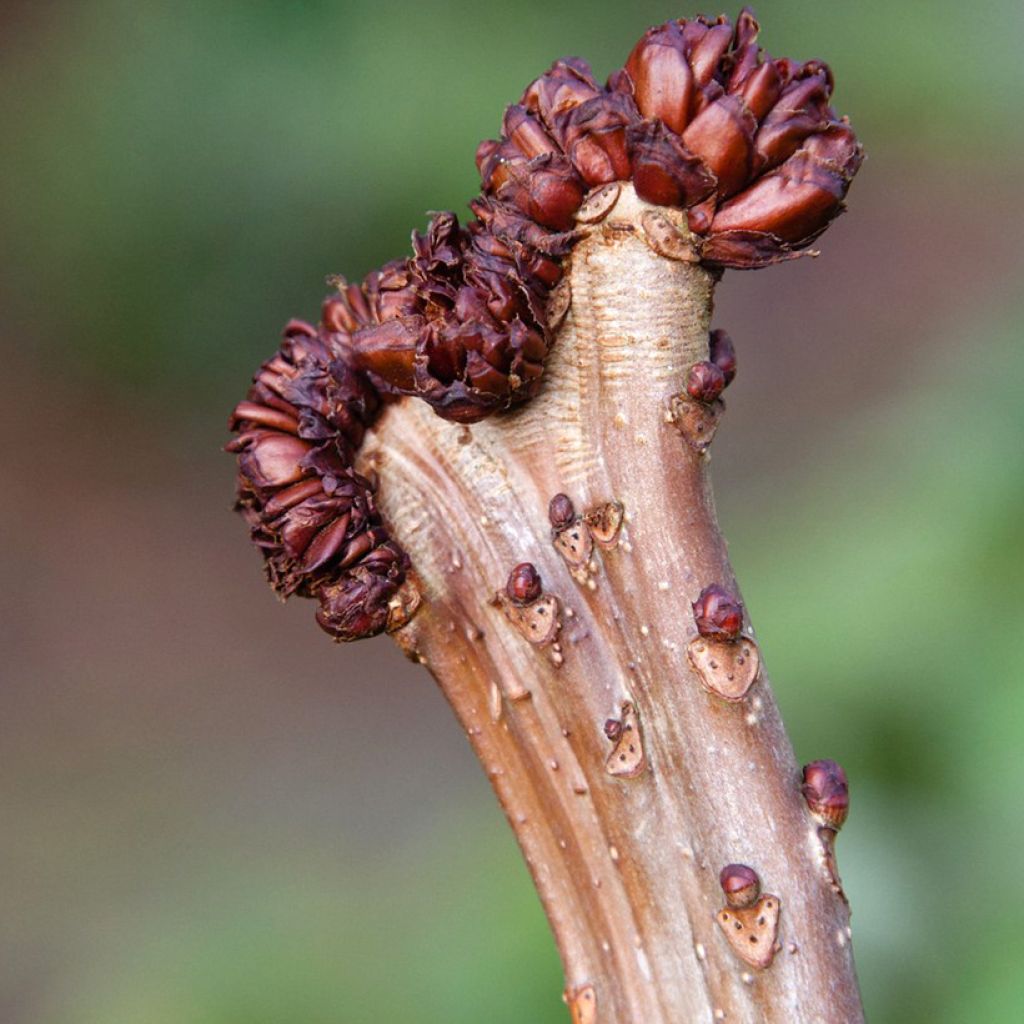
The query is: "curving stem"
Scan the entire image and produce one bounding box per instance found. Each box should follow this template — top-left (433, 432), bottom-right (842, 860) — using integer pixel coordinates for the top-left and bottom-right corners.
top-left (362, 185), bottom-right (864, 1023)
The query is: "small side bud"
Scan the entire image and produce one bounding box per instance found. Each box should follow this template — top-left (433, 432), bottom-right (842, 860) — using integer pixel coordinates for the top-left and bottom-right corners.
top-left (604, 718), bottom-right (623, 742)
top-left (507, 562), bottom-right (543, 606)
top-left (709, 329), bottom-right (737, 384)
top-left (687, 361), bottom-right (727, 404)
top-left (604, 701), bottom-right (645, 778)
top-left (692, 584), bottom-right (744, 640)
top-left (549, 492), bottom-right (576, 530)
top-left (801, 759), bottom-right (849, 831)
top-left (719, 863), bottom-right (761, 909)
top-left (716, 868), bottom-right (781, 969)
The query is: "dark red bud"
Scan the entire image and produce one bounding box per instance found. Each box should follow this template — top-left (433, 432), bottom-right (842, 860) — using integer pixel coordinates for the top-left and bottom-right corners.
top-left (549, 492), bottom-right (576, 529)
top-left (754, 67), bottom-right (833, 172)
top-left (686, 361), bottom-right (726, 403)
top-left (316, 565), bottom-right (398, 642)
top-left (735, 60), bottom-right (782, 121)
top-left (624, 21), bottom-right (695, 134)
top-left (692, 584), bottom-right (744, 640)
top-left (710, 135), bottom-right (859, 247)
top-left (507, 562), bottom-right (543, 605)
top-left (689, 22), bottom-right (733, 87)
top-left (604, 718), bottom-right (623, 742)
top-left (709, 329), bottom-right (737, 384)
top-left (681, 93), bottom-right (757, 200)
top-left (495, 155), bottom-right (585, 231)
top-left (719, 863), bottom-right (761, 908)
top-left (348, 319), bottom-right (421, 393)
top-left (627, 120), bottom-right (716, 209)
top-left (563, 93), bottom-right (637, 186)
top-left (521, 58), bottom-right (601, 143)
top-left (801, 759), bottom-right (850, 830)
top-left (322, 295), bottom-right (360, 335)
top-left (504, 104), bottom-right (561, 159)
top-left (237, 432), bottom-right (311, 491)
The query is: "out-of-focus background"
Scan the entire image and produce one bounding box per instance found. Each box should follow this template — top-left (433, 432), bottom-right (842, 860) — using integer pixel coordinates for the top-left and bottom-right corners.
top-left (2, 1), bottom-right (1022, 1021)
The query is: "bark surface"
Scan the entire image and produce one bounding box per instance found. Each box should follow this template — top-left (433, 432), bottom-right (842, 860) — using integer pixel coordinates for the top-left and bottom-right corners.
top-left (362, 185), bottom-right (863, 1023)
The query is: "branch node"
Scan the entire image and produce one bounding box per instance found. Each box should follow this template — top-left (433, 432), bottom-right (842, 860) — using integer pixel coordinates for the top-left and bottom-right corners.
top-left (604, 701), bottom-right (646, 778)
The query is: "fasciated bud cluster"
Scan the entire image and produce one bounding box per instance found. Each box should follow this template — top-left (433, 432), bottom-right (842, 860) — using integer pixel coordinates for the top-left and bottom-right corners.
top-left (476, 7), bottom-right (861, 268)
top-left (228, 9), bottom-right (861, 644)
top-left (227, 321), bottom-right (410, 641)
top-left (339, 212), bottom-right (561, 424)
top-left (692, 583), bottom-right (744, 640)
top-left (801, 759), bottom-right (850, 830)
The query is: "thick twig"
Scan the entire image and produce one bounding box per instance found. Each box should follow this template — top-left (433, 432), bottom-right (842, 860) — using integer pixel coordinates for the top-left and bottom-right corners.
top-left (365, 187), bottom-right (863, 1023)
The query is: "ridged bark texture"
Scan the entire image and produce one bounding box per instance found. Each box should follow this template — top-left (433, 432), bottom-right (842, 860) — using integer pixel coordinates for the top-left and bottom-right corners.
top-left (362, 185), bottom-right (863, 1023)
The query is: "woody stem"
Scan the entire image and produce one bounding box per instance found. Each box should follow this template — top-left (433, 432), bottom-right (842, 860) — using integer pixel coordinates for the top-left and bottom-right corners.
top-left (362, 185), bottom-right (863, 1024)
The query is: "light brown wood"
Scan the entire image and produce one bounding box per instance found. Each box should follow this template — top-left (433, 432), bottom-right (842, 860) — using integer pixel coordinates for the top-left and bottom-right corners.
top-left (362, 185), bottom-right (864, 1023)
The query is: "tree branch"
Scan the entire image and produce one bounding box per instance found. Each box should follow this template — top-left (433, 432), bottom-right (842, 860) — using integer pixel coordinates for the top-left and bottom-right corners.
top-left (366, 186), bottom-right (862, 1022)
top-left (227, 9), bottom-right (866, 1019)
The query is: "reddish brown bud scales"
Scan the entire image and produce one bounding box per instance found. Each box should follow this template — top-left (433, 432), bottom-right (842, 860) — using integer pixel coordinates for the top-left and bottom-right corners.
top-left (686, 361), bottom-right (726, 403)
top-left (228, 325), bottom-right (410, 641)
top-left (340, 211), bottom-right (557, 424)
top-left (507, 562), bottom-right (543, 606)
top-left (549, 492), bottom-right (576, 530)
top-left (229, 9), bottom-right (861, 647)
top-left (720, 863), bottom-right (761, 908)
top-left (709, 328), bottom-right (737, 384)
top-left (692, 584), bottom-right (744, 640)
top-left (802, 759), bottom-right (850, 830)
top-left (476, 9), bottom-right (861, 269)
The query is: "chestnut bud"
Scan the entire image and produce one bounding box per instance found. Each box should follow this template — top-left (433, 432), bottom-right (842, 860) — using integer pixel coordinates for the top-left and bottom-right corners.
top-left (709, 329), bottom-right (737, 384)
top-left (801, 759), bottom-right (849, 831)
top-left (692, 584), bottom-right (744, 641)
top-left (719, 863), bottom-right (761, 909)
top-left (686, 361), bottom-right (726, 404)
top-left (507, 562), bottom-right (543, 606)
top-left (548, 492), bottom-right (576, 530)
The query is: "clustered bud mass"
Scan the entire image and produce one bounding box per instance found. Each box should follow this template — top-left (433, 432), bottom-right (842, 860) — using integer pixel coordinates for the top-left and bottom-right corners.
top-left (229, 8), bottom-right (861, 640)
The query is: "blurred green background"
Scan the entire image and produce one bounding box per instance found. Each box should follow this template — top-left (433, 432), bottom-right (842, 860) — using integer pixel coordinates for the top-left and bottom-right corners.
top-left (2, 1), bottom-right (1022, 1021)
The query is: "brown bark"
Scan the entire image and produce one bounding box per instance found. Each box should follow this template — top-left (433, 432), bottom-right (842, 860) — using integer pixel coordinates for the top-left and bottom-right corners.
top-left (362, 185), bottom-right (863, 1023)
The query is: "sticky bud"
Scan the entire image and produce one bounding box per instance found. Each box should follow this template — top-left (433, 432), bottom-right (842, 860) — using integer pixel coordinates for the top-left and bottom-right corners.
top-left (686, 361), bottom-right (727, 404)
top-left (709, 329), bottom-right (737, 384)
top-left (801, 759), bottom-right (850, 831)
top-left (692, 584), bottom-right (744, 641)
top-left (720, 863), bottom-right (761, 909)
top-left (549, 492), bottom-right (576, 530)
top-left (507, 562), bottom-right (543, 606)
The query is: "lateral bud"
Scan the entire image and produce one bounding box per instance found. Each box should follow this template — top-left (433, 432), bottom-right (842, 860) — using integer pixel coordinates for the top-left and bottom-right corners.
top-left (709, 328), bottom-right (737, 384)
top-left (604, 701), bottom-right (645, 778)
top-left (801, 759), bottom-right (850, 831)
top-left (507, 562), bottom-right (544, 606)
top-left (719, 863), bottom-right (761, 909)
top-left (692, 584), bottom-right (743, 640)
top-left (715, 864), bottom-right (781, 970)
top-left (548, 492), bottom-right (594, 585)
top-left (802, 759), bottom-right (850, 901)
top-left (495, 563), bottom-right (563, 664)
top-left (687, 584), bottom-right (760, 701)
top-left (686, 361), bottom-right (727, 404)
